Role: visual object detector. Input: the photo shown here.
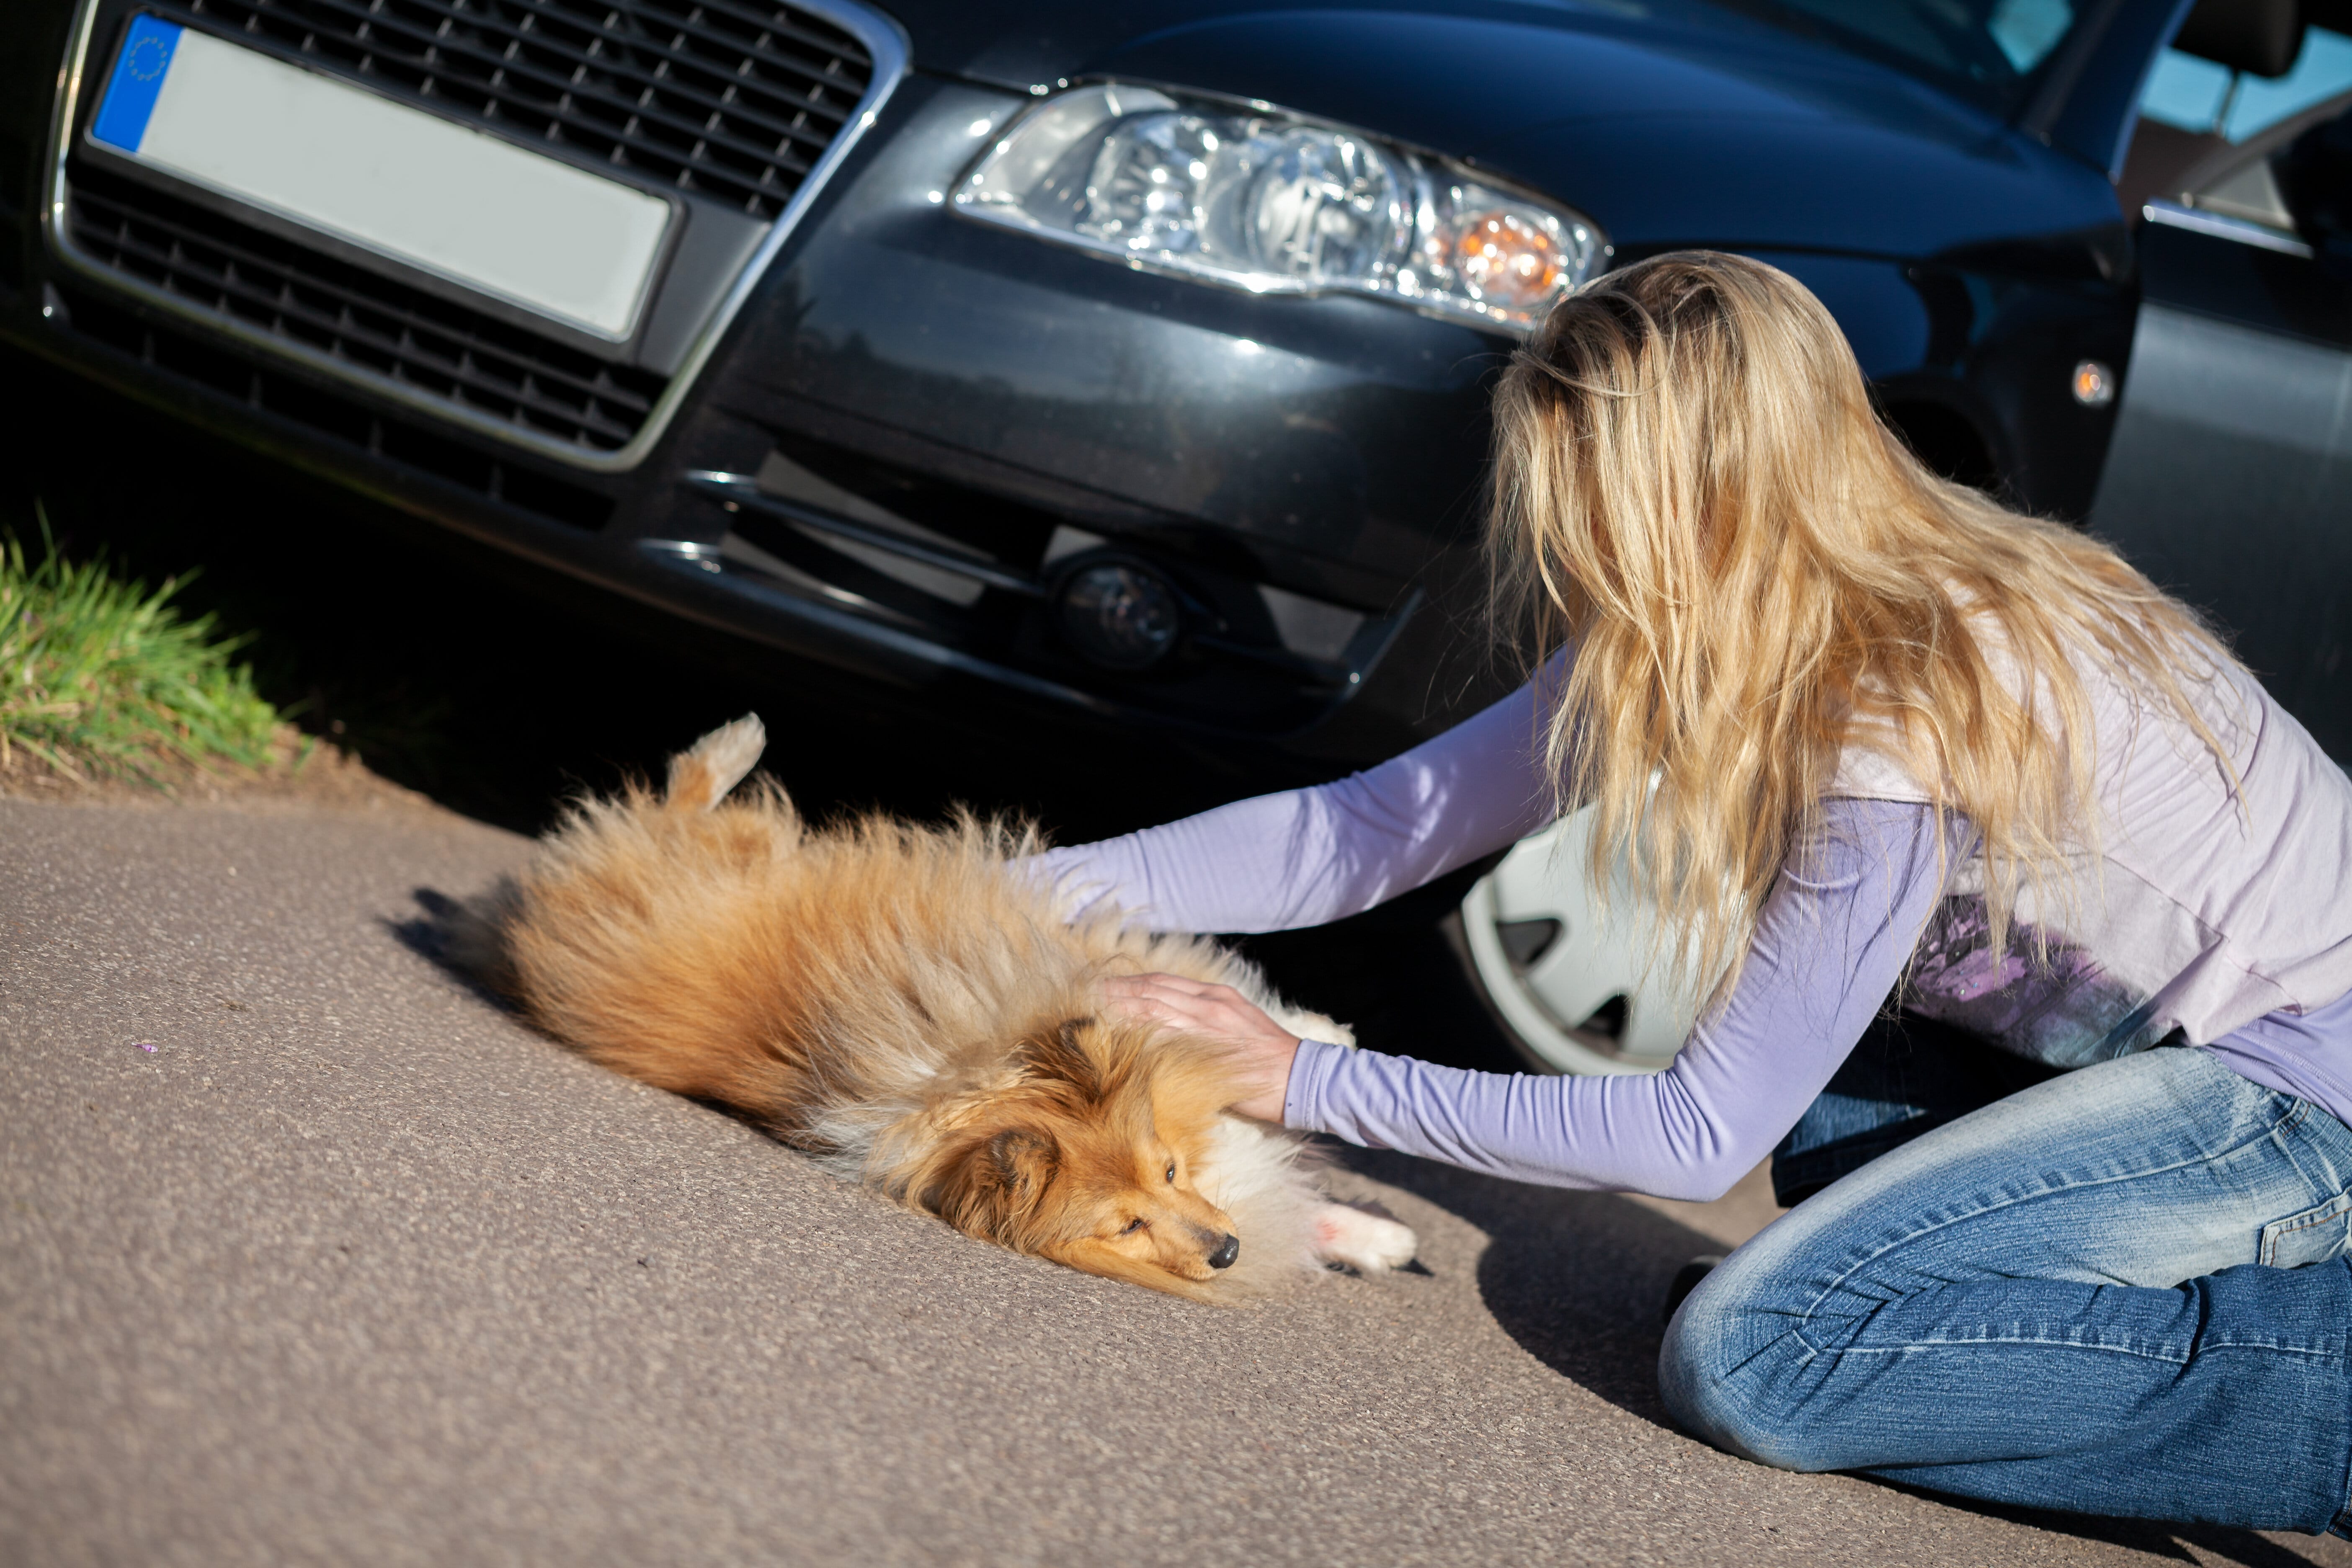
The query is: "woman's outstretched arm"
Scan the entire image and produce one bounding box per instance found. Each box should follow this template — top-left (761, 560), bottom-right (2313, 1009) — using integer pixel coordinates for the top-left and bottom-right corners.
top-left (1281, 798), bottom-right (1952, 1199)
top-left (1038, 671), bottom-right (1562, 934)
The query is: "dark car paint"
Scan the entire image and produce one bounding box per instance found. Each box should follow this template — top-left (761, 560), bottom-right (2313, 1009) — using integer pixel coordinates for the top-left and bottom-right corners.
top-left (882, 0), bottom-right (2189, 175)
top-left (0, 0), bottom-right (2215, 770)
top-left (890, 0), bottom-right (2168, 297)
top-left (716, 83), bottom-right (1494, 584)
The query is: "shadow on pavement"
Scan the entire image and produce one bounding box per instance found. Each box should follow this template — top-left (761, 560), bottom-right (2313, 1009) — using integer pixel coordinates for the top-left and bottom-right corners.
top-left (1867, 1480), bottom-right (2329, 1568)
top-left (384, 886), bottom-right (514, 1011)
top-left (1338, 1143), bottom-right (1723, 1426)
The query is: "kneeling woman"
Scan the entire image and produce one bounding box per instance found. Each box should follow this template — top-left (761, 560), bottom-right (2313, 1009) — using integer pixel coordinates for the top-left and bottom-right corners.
top-left (1050, 251), bottom-right (2352, 1533)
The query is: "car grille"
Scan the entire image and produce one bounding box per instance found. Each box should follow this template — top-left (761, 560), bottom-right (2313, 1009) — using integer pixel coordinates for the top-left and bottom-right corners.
top-left (55, 277), bottom-right (619, 530)
top-left (66, 165), bottom-right (667, 451)
top-left (137, 0), bottom-right (875, 221)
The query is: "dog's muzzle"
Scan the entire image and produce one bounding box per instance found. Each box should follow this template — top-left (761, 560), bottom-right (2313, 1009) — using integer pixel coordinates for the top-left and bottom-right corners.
top-left (1207, 1233), bottom-right (1240, 1270)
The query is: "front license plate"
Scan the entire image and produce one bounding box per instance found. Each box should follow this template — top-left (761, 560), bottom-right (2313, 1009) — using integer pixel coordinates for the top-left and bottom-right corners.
top-left (88, 14), bottom-right (674, 339)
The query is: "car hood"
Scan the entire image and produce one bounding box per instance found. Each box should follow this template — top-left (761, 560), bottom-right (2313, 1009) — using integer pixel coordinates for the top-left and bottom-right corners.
top-left (877, 0), bottom-right (2122, 258)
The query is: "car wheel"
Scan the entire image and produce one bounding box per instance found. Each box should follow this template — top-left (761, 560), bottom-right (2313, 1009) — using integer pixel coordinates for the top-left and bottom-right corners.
top-left (1457, 805), bottom-right (1704, 1075)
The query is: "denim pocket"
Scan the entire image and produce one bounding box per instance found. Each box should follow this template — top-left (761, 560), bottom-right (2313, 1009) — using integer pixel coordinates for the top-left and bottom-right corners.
top-left (2261, 1191), bottom-right (2352, 1269)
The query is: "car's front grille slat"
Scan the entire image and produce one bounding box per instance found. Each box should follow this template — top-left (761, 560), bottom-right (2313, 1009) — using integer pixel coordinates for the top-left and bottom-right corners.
top-left (232, 0), bottom-right (847, 167)
top-left (55, 281), bottom-right (621, 530)
top-left (155, 0), bottom-right (874, 219)
top-left (68, 168), bottom-right (665, 450)
top-left (80, 204), bottom-right (655, 433)
top-left (83, 210), bottom-right (651, 444)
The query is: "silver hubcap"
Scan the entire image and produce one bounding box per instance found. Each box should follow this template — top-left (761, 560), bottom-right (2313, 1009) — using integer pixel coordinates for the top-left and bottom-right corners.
top-left (1460, 806), bottom-right (1706, 1075)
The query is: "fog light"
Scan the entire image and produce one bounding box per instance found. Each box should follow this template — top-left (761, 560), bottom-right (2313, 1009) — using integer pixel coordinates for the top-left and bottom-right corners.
top-left (2072, 359), bottom-right (2115, 407)
top-left (1055, 559), bottom-right (1182, 670)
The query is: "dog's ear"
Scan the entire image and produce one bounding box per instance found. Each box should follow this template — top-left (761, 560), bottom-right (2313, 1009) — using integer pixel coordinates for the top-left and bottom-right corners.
top-left (924, 1126), bottom-right (1061, 1236)
top-left (1016, 1018), bottom-right (1100, 1100)
top-left (987, 1127), bottom-right (1060, 1200)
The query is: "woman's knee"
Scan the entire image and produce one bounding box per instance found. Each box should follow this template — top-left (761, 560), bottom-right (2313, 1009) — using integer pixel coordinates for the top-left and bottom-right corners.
top-left (1657, 1257), bottom-right (1829, 1471)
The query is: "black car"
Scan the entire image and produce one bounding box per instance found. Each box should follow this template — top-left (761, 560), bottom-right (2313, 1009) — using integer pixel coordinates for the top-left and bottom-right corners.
top-left (3, 0), bottom-right (2347, 1070)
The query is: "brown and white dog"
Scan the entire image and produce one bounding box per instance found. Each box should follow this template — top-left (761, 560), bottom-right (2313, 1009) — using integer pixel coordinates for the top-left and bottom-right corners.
top-left (451, 716), bottom-right (1417, 1300)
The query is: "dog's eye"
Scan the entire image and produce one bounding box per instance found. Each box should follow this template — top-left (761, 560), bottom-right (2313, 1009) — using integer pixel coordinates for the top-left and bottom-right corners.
top-left (1164, 1163), bottom-right (1176, 1185)
top-left (1122, 1217), bottom-right (1146, 1235)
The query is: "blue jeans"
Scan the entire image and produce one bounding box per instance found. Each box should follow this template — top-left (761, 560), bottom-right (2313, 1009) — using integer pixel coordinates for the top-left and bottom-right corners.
top-left (1765, 1008), bottom-right (2062, 1208)
top-left (1659, 1042), bottom-right (2352, 1531)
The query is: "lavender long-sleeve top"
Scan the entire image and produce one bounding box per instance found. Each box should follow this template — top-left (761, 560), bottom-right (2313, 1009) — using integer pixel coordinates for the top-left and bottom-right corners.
top-left (1039, 676), bottom-right (2352, 1199)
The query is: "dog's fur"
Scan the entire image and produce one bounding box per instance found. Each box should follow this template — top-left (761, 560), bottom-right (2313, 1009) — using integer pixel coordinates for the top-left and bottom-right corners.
top-left (450, 716), bottom-right (1417, 1300)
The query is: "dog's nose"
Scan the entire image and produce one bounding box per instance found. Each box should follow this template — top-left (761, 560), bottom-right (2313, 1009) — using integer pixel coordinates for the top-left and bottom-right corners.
top-left (1207, 1233), bottom-right (1240, 1270)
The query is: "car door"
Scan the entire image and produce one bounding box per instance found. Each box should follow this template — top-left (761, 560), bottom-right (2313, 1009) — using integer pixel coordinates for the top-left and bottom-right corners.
top-left (2091, 92), bottom-right (2352, 758)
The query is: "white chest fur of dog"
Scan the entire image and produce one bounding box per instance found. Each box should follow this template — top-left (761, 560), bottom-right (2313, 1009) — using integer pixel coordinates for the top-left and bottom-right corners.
top-left (451, 716), bottom-right (1417, 1300)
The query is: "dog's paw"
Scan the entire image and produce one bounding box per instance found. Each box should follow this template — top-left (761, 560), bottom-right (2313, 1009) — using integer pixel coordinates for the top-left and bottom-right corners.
top-left (1274, 1008), bottom-right (1356, 1050)
top-left (1311, 1201), bottom-right (1419, 1274)
top-left (668, 714), bottom-right (767, 810)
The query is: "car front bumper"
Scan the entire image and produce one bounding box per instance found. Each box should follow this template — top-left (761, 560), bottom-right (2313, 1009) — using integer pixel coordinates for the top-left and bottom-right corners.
top-left (2, 0), bottom-right (1519, 768)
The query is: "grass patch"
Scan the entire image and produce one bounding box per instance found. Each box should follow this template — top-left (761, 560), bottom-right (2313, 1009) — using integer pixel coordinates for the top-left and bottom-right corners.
top-left (1, 508), bottom-right (287, 786)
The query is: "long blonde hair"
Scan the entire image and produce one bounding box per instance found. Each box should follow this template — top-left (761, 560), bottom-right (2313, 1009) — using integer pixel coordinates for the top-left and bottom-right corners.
top-left (1487, 251), bottom-right (2239, 1001)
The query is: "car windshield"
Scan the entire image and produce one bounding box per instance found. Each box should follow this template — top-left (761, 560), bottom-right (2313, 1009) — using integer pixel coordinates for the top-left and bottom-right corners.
top-left (1735, 0), bottom-right (2086, 113)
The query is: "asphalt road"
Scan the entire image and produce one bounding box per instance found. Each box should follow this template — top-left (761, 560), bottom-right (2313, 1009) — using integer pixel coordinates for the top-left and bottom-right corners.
top-left (6, 792), bottom-right (2350, 1568)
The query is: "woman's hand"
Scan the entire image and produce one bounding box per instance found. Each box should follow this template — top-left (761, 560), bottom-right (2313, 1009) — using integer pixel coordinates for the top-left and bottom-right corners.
top-left (1099, 973), bottom-right (1301, 1124)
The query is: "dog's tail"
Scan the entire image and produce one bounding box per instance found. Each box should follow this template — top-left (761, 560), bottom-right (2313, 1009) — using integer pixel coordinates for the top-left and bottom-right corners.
top-left (664, 714), bottom-right (767, 812)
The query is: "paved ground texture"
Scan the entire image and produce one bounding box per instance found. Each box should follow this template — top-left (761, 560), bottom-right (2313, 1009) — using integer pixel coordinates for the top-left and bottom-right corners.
top-left (6, 794), bottom-right (2351, 1568)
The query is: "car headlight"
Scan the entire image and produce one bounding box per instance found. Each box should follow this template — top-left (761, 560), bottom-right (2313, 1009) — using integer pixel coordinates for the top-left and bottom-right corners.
top-left (953, 83), bottom-right (1606, 332)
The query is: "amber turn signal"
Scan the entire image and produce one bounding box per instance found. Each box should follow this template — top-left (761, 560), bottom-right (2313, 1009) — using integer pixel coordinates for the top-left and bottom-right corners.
top-left (1452, 210), bottom-right (1571, 311)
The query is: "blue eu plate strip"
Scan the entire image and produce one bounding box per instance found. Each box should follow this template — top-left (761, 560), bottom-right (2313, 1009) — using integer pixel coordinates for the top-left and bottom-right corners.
top-left (92, 15), bottom-right (183, 154)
